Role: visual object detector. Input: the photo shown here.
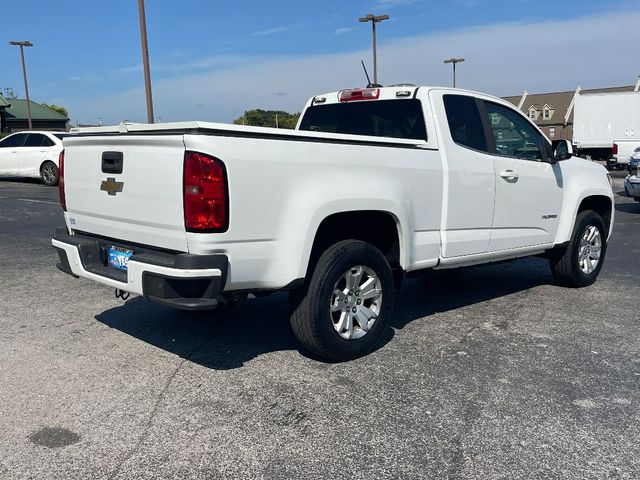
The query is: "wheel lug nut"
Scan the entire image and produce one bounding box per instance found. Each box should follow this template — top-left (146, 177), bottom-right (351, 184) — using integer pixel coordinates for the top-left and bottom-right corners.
top-left (352, 307), bottom-right (357, 313)
top-left (357, 299), bottom-right (362, 305)
top-left (355, 291), bottom-right (360, 296)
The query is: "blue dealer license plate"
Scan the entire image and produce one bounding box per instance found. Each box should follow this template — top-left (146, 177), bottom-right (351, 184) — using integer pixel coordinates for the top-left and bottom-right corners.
top-left (108, 246), bottom-right (133, 271)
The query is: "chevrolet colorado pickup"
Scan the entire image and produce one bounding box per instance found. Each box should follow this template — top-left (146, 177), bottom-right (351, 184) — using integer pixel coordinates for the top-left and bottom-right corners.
top-left (52, 86), bottom-right (614, 361)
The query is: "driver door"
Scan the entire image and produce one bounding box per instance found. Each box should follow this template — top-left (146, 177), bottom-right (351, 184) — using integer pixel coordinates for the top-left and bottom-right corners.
top-left (482, 101), bottom-right (563, 251)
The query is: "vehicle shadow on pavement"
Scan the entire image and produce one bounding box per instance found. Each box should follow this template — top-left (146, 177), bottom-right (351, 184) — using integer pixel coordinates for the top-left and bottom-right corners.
top-left (95, 257), bottom-right (553, 370)
top-left (391, 257), bottom-right (553, 330)
top-left (615, 202), bottom-right (640, 214)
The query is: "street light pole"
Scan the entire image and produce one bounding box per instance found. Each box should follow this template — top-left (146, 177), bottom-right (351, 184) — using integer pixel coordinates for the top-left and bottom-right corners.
top-left (137, 0), bottom-right (154, 124)
top-left (9, 40), bottom-right (34, 130)
top-left (444, 57), bottom-right (465, 88)
top-left (359, 14), bottom-right (389, 85)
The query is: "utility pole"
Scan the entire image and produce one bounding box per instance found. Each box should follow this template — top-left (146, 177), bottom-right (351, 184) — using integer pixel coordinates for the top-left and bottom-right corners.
top-left (9, 40), bottom-right (34, 130)
top-left (137, 0), bottom-right (154, 123)
top-left (359, 14), bottom-right (389, 85)
top-left (444, 57), bottom-right (465, 88)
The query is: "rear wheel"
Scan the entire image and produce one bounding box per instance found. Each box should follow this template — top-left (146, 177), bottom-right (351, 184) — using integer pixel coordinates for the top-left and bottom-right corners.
top-left (40, 161), bottom-right (59, 186)
top-left (289, 240), bottom-right (394, 361)
top-left (550, 210), bottom-right (607, 287)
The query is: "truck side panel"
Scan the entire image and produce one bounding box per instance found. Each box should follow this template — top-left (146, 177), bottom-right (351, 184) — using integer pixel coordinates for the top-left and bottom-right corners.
top-left (183, 134), bottom-right (444, 291)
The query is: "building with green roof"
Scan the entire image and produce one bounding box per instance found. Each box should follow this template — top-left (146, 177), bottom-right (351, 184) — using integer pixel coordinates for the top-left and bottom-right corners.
top-left (0, 96), bottom-right (69, 133)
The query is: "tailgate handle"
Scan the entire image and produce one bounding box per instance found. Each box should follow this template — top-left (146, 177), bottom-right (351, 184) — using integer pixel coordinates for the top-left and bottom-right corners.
top-left (102, 152), bottom-right (124, 174)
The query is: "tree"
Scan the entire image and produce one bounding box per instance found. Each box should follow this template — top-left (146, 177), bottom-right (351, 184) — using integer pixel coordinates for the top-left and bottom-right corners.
top-left (233, 109), bottom-right (300, 129)
top-left (1, 88), bottom-right (17, 99)
top-left (41, 103), bottom-right (69, 118)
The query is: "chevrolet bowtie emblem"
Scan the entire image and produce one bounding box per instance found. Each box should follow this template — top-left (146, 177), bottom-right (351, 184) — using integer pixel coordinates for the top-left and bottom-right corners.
top-left (100, 177), bottom-right (124, 196)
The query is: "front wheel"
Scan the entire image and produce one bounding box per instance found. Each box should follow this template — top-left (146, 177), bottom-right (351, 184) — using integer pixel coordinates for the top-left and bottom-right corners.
top-left (40, 161), bottom-right (59, 186)
top-left (550, 210), bottom-right (607, 287)
top-left (289, 240), bottom-right (394, 361)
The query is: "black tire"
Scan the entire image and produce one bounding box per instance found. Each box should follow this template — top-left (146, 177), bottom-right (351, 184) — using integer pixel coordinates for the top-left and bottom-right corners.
top-left (289, 240), bottom-right (394, 362)
top-left (40, 161), bottom-right (59, 186)
top-left (550, 210), bottom-right (607, 288)
top-left (606, 160), bottom-right (615, 171)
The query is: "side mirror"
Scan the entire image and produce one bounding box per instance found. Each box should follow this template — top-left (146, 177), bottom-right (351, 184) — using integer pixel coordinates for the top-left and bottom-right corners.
top-left (553, 139), bottom-right (573, 162)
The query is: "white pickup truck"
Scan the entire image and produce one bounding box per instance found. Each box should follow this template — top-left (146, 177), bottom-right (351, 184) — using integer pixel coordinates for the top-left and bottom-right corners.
top-left (52, 86), bottom-right (614, 361)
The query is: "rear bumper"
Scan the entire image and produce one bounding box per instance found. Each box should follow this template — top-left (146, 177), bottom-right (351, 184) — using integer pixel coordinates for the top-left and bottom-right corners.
top-left (52, 229), bottom-right (227, 310)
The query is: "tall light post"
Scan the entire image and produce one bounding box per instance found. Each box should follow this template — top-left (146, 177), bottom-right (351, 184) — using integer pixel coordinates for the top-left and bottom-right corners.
top-left (444, 57), bottom-right (465, 88)
top-left (358, 13), bottom-right (389, 85)
top-left (137, 0), bottom-right (154, 123)
top-left (9, 40), bottom-right (34, 130)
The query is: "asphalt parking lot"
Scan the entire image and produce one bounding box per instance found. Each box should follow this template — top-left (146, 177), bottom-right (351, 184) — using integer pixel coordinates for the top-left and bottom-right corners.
top-left (1, 169), bottom-right (639, 479)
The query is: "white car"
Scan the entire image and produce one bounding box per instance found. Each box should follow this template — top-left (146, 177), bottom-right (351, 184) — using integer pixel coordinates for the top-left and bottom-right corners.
top-left (625, 154), bottom-right (640, 201)
top-left (0, 131), bottom-right (68, 185)
top-left (53, 86), bottom-right (614, 361)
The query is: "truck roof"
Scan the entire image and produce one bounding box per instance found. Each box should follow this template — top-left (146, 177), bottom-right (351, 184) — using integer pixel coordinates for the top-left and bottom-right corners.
top-left (67, 85), bottom-right (515, 138)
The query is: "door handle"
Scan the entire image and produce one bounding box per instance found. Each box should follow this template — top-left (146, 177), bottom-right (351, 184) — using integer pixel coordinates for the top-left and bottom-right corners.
top-left (500, 170), bottom-right (519, 181)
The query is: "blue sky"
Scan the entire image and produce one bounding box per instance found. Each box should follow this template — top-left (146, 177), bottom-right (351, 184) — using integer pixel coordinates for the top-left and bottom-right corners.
top-left (3, 0), bottom-right (640, 124)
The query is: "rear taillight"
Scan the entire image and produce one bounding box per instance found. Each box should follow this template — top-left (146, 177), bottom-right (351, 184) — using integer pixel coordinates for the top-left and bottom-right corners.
top-left (58, 149), bottom-right (66, 211)
top-left (612, 143), bottom-right (618, 155)
top-left (183, 151), bottom-right (228, 232)
top-left (338, 88), bottom-right (380, 102)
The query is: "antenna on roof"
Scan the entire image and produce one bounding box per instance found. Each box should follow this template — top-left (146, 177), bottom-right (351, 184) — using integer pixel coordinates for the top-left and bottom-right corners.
top-left (361, 60), bottom-right (372, 87)
top-left (360, 60), bottom-right (382, 88)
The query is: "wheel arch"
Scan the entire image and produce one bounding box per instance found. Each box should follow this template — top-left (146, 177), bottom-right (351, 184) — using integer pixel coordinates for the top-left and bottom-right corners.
top-left (577, 195), bottom-right (613, 237)
top-left (39, 158), bottom-right (59, 172)
top-left (555, 192), bottom-right (614, 245)
top-left (302, 209), bottom-right (406, 287)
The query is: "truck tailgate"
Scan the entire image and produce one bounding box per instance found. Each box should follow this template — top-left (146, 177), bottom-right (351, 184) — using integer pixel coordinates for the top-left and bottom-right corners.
top-left (63, 135), bottom-right (188, 252)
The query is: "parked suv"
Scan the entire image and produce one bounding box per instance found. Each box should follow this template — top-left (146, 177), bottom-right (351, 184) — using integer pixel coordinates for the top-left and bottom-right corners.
top-left (0, 131), bottom-right (67, 186)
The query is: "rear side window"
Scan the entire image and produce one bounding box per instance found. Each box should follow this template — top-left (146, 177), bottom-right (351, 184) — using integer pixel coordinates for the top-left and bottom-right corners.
top-left (443, 95), bottom-right (487, 152)
top-left (0, 133), bottom-right (28, 148)
top-left (299, 99), bottom-right (427, 140)
top-left (24, 134), bottom-right (47, 147)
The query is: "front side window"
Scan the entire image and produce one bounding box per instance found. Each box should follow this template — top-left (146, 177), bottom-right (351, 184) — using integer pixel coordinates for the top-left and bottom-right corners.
top-left (443, 94), bottom-right (488, 152)
top-left (299, 99), bottom-right (427, 140)
top-left (484, 101), bottom-right (547, 161)
top-left (0, 133), bottom-right (28, 148)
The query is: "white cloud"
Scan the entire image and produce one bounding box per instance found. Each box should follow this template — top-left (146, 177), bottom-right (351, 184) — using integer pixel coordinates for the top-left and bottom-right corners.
top-left (335, 27), bottom-right (354, 35)
top-left (252, 23), bottom-right (306, 36)
top-left (67, 9), bottom-right (640, 125)
top-left (373, 0), bottom-right (423, 8)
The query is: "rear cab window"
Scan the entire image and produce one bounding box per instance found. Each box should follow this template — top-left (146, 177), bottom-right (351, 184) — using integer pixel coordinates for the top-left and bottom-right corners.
top-left (443, 95), bottom-right (488, 152)
top-left (299, 99), bottom-right (428, 141)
